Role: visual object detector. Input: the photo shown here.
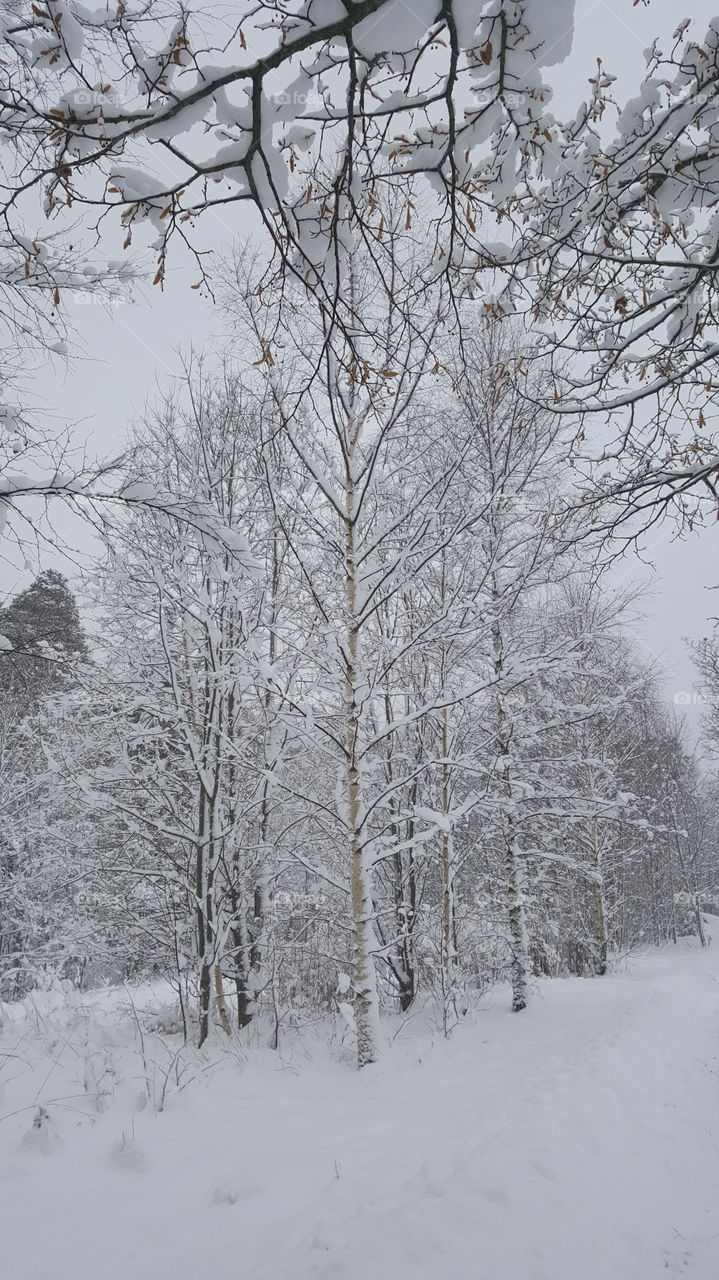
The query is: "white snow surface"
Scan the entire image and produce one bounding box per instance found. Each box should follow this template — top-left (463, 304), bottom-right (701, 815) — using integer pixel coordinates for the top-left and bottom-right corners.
top-left (3, 934), bottom-right (719, 1280)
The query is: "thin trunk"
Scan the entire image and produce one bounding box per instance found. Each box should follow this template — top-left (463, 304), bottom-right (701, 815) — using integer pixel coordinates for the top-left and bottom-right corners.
top-left (196, 790), bottom-right (211, 1047)
top-left (214, 964), bottom-right (232, 1035)
top-left (440, 708), bottom-right (458, 1031)
top-left (504, 814), bottom-right (528, 1011)
top-left (591, 872), bottom-right (609, 975)
top-left (492, 611), bottom-right (529, 1013)
top-left (395, 819), bottom-right (417, 1012)
top-left (345, 465), bottom-right (381, 1068)
top-left (587, 770), bottom-right (608, 975)
top-left (383, 691), bottom-right (417, 1012)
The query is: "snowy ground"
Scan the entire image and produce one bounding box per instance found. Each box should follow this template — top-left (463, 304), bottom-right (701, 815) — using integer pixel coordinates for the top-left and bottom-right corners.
top-left (2, 936), bottom-right (719, 1280)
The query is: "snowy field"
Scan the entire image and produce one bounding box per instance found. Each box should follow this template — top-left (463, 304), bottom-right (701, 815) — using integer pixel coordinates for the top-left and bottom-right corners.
top-left (2, 937), bottom-right (719, 1280)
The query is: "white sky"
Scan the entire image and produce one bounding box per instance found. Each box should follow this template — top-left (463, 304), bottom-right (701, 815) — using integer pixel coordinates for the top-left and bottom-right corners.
top-left (4, 0), bottom-right (718, 740)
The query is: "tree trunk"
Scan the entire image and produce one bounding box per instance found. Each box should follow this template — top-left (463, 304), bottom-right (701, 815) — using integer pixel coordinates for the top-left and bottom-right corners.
top-left (198, 959), bottom-right (211, 1047)
top-left (214, 964), bottom-right (232, 1035)
top-left (345, 474), bottom-right (381, 1067)
top-left (492, 610), bottom-right (529, 1013)
top-left (440, 711), bottom-right (458, 1031)
top-left (504, 819), bottom-right (529, 1011)
top-left (587, 775), bottom-right (608, 976)
top-left (591, 878), bottom-right (609, 976)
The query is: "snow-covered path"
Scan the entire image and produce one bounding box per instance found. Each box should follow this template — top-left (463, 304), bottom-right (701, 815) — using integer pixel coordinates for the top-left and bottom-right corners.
top-left (3, 940), bottom-right (719, 1280)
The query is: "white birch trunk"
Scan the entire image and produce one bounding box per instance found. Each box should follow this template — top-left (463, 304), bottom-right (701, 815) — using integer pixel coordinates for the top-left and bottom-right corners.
top-left (345, 444), bottom-right (382, 1068)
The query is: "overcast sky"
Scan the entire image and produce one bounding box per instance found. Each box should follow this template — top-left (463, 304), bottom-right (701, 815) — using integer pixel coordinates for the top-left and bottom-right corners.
top-left (4, 0), bottom-right (718, 741)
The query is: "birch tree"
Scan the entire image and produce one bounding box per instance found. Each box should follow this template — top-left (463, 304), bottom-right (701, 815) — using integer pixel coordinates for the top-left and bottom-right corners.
top-left (226, 229), bottom-right (511, 1063)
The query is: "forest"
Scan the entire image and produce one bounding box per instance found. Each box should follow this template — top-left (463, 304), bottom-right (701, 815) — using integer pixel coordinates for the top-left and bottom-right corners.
top-left (1, 316), bottom-right (718, 1064)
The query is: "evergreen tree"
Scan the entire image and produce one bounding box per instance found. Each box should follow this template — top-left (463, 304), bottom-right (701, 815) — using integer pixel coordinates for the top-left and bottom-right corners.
top-left (0, 570), bottom-right (89, 997)
top-left (0, 569), bottom-right (88, 695)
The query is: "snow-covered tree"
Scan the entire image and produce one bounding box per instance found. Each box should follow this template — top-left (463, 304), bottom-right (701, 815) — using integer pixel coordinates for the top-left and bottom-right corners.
top-left (0, 570), bottom-right (90, 997)
top-left (5, 3), bottom-right (719, 511)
